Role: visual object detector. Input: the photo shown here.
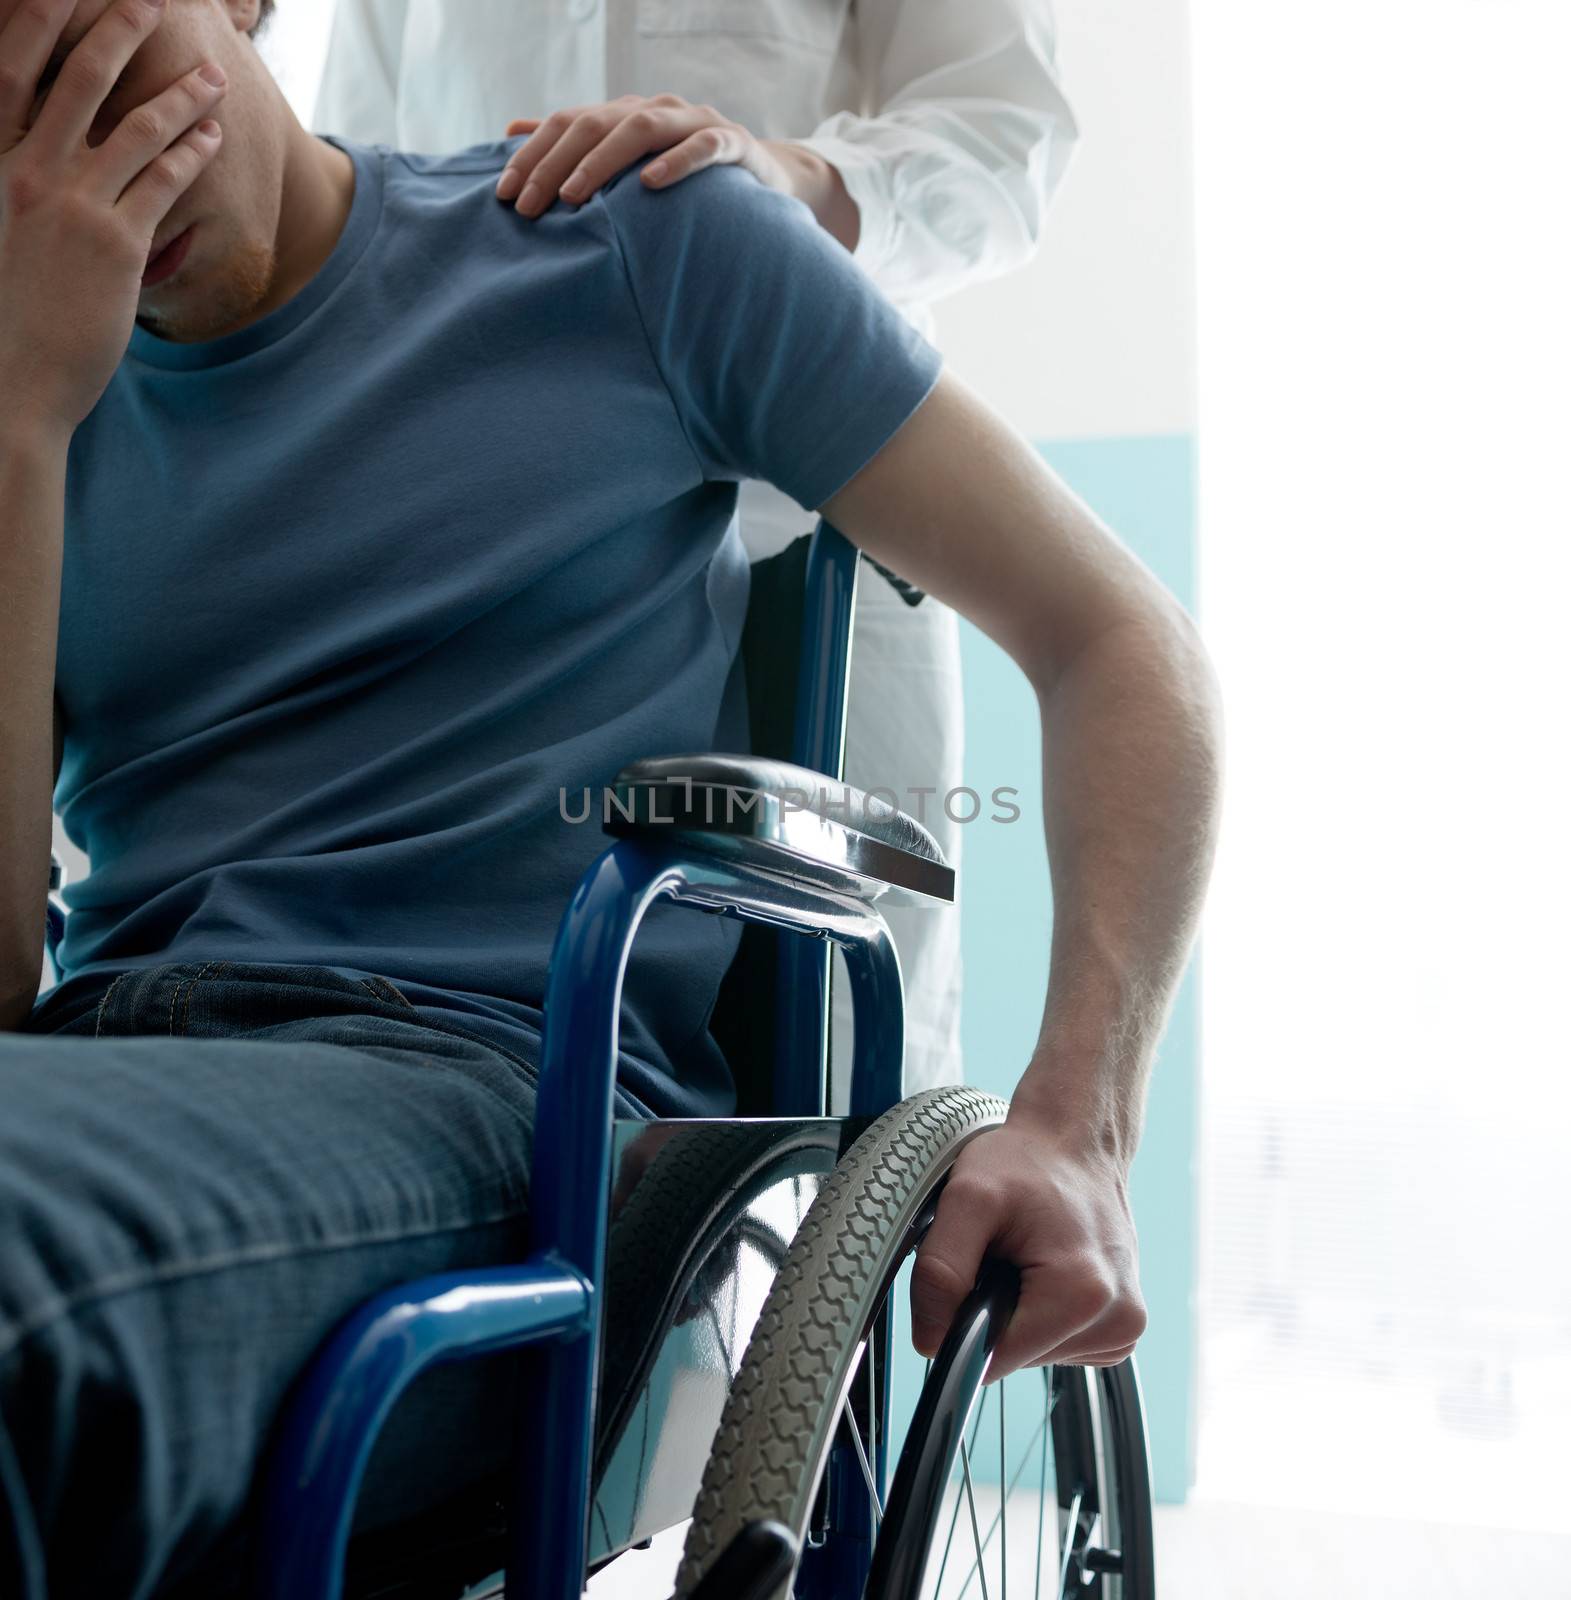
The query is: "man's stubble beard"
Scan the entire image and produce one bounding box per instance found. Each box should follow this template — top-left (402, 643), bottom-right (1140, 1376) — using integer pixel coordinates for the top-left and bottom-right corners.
top-left (137, 236), bottom-right (279, 345)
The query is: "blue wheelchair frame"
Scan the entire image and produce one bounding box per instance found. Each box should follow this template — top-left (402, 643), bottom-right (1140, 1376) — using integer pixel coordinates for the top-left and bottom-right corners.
top-left (202, 519), bottom-right (915, 1600)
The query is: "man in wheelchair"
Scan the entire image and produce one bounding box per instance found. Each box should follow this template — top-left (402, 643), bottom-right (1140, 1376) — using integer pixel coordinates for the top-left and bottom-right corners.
top-left (0, 1), bottom-right (1223, 1594)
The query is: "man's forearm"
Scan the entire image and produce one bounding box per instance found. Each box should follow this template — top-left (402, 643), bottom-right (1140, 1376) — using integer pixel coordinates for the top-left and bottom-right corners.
top-left (0, 424), bottom-right (69, 1031)
top-left (1008, 613), bottom-right (1224, 1168)
top-left (814, 369), bottom-right (1220, 1366)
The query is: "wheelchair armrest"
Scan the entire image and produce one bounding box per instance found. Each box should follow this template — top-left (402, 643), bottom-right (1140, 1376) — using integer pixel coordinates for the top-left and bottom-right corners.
top-left (603, 753), bottom-right (954, 907)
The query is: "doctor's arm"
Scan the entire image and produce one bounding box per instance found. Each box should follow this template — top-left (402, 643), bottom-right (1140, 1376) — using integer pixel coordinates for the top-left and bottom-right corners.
top-left (489, 0), bottom-right (1073, 290)
top-left (790, 0), bottom-right (1079, 305)
top-left (819, 368), bottom-right (1223, 1378)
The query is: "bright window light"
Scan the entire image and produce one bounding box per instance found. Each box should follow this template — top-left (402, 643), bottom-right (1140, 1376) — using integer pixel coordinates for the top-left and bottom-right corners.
top-left (1191, 0), bottom-right (1571, 1530)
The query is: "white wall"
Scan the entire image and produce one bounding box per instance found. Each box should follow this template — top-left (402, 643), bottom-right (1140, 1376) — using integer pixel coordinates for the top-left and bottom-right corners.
top-left (1189, 0), bottom-right (1571, 1536)
top-left (937, 0), bottom-right (1198, 441)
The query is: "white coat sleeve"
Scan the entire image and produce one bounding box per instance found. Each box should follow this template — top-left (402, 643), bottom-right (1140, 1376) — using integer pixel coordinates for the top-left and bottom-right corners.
top-left (311, 0), bottom-right (410, 142)
top-left (790, 0), bottom-right (1079, 306)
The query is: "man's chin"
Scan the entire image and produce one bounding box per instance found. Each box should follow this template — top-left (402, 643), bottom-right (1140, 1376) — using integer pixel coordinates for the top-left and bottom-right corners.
top-left (136, 239), bottom-right (278, 345)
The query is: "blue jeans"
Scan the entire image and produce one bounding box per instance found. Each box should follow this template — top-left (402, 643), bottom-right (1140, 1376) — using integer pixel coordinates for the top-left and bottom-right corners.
top-left (1, 959), bottom-right (559, 1599)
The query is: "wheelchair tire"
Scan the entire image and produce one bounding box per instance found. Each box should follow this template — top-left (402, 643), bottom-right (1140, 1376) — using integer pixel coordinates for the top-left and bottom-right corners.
top-left (673, 1086), bottom-right (1008, 1598)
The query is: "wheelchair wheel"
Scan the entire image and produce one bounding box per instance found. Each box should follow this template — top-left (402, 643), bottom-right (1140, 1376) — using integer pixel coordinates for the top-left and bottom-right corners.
top-left (673, 1087), bottom-right (1155, 1600)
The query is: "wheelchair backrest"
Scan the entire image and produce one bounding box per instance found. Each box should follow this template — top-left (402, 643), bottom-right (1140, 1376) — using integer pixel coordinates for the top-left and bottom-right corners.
top-left (706, 523), bottom-right (863, 1114)
top-left (706, 533), bottom-right (812, 1113)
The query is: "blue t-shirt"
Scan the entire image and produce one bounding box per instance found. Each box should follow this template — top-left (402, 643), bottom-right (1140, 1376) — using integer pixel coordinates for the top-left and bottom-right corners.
top-left (51, 136), bottom-right (944, 1116)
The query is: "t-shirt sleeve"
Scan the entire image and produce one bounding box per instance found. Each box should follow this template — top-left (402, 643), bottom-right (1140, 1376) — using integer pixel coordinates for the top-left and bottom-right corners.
top-left (596, 161), bottom-right (945, 511)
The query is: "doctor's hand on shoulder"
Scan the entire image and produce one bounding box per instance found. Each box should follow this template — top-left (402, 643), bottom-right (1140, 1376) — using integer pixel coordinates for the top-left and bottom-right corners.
top-left (494, 92), bottom-right (859, 251)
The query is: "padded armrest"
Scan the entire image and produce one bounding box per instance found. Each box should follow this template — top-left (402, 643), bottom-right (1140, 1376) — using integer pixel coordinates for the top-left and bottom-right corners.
top-left (603, 753), bottom-right (955, 907)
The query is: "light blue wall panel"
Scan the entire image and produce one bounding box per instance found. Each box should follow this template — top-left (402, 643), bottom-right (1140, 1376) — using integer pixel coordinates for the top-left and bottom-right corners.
top-left (954, 433), bottom-right (1201, 1504)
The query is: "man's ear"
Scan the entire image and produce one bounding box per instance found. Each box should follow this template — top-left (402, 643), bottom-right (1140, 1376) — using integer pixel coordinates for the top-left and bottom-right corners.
top-left (224, 0), bottom-right (264, 37)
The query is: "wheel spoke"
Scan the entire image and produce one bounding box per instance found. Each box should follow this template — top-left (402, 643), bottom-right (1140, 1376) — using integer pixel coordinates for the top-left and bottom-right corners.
top-left (950, 1405), bottom-right (1051, 1599)
top-left (1000, 1375), bottom-right (1008, 1600)
top-left (959, 1437), bottom-right (991, 1600)
top-left (841, 1383), bottom-right (884, 1526)
top-left (1034, 1369), bottom-right (1051, 1600)
top-left (869, 1326), bottom-right (879, 1511)
top-left (932, 1385), bottom-right (989, 1599)
top-left (1057, 1487), bottom-right (1083, 1600)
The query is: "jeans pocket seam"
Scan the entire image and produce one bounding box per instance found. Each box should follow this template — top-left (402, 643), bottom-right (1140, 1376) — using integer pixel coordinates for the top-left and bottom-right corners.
top-left (358, 976), bottom-right (416, 1010)
top-left (171, 963), bottom-right (218, 1036)
top-left (93, 972), bottom-right (129, 1039)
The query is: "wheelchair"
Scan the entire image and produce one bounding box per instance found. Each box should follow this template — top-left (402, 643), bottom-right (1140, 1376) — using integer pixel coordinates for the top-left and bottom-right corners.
top-left (43, 520), bottom-right (1156, 1600)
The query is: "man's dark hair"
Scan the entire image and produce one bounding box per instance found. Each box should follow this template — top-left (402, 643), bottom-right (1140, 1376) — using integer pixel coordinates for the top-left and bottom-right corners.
top-left (252, 0), bottom-right (275, 35)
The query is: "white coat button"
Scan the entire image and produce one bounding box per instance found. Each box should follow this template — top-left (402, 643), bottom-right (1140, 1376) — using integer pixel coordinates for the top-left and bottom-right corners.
top-left (568, 0), bottom-right (599, 20)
